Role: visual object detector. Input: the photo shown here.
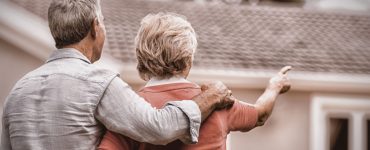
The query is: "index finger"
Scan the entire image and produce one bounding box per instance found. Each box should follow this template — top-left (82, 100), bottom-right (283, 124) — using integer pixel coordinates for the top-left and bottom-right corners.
top-left (279, 66), bottom-right (292, 75)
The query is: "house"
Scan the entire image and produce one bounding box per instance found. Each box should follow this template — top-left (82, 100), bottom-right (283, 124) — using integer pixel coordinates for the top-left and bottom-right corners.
top-left (1, 0), bottom-right (370, 149)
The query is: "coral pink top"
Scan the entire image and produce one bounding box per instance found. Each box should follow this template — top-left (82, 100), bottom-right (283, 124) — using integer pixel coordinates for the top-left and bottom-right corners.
top-left (99, 82), bottom-right (258, 150)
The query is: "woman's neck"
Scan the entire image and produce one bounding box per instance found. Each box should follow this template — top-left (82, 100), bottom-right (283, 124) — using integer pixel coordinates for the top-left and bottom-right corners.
top-left (145, 76), bottom-right (190, 87)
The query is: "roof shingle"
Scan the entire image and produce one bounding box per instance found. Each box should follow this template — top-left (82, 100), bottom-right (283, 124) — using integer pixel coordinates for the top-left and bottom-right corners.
top-left (11, 0), bottom-right (370, 74)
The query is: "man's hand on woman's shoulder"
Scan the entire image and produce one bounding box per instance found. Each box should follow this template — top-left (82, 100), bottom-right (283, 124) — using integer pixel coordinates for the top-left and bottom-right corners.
top-left (200, 81), bottom-right (235, 109)
top-left (193, 81), bottom-right (235, 121)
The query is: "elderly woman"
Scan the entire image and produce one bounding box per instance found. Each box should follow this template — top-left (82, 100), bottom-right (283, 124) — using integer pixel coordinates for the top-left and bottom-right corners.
top-left (99, 12), bottom-right (291, 150)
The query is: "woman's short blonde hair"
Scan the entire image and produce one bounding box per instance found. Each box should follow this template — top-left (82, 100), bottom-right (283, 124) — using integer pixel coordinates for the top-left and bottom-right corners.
top-left (135, 12), bottom-right (197, 80)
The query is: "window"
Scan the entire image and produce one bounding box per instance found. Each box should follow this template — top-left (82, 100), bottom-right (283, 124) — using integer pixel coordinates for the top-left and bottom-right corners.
top-left (329, 118), bottom-right (349, 150)
top-left (310, 94), bottom-right (370, 150)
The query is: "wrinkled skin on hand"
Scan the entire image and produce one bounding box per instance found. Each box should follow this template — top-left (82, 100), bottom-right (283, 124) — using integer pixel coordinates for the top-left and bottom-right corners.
top-left (200, 81), bottom-right (235, 109)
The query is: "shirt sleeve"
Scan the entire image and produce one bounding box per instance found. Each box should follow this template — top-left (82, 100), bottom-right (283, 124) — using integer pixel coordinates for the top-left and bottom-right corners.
top-left (1, 113), bottom-right (11, 150)
top-left (227, 101), bottom-right (258, 132)
top-left (95, 77), bottom-right (201, 145)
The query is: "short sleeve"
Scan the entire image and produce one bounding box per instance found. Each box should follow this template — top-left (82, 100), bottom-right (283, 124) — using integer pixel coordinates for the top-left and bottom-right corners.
top-left (227, 101), bottom-right (258, 132)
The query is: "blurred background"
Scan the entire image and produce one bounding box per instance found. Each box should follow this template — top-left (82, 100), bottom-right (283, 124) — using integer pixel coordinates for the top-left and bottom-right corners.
top-left (1, 0), bottom-right (370, 149)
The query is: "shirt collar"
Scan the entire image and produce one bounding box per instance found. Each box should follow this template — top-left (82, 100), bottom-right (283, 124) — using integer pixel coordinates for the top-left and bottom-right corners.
top-left (46, 48), bottom-right (91, 64)
top-left (145, 76), bottom-right (191, 87)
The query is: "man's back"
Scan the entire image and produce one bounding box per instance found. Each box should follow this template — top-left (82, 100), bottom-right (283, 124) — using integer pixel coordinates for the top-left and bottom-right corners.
top-left (2, 49), bottom-right (117, 150)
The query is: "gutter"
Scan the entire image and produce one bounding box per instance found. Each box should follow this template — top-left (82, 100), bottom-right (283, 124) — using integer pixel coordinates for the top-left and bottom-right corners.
top-left (121, 65), bottom-right (370, 94)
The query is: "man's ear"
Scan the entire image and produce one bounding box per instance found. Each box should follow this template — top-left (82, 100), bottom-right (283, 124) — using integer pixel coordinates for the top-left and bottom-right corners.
top-left (90, 18), bottom-right (99, 39)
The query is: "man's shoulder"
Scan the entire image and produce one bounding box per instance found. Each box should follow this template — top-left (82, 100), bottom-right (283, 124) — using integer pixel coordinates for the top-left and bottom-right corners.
top-left (7, 61), bottom-right (120, 102)
top-left (25, 60), bottom-right (119, 82)
top-left (86, 64), bottom-right (120, 83)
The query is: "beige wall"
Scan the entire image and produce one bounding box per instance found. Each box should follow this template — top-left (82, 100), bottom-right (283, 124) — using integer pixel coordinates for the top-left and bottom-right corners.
top-left (230, 89), bottom-right (311, 150)
top-left (0, 38), bottom-right (43, 130)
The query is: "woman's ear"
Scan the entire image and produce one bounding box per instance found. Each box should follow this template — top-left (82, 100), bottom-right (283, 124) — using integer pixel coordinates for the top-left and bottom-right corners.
top-left (90, 18), bottom-right (99, 39)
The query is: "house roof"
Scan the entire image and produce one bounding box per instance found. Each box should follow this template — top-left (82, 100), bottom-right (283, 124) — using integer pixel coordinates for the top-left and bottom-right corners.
top-left (11, 0), bottom-right (370, 75)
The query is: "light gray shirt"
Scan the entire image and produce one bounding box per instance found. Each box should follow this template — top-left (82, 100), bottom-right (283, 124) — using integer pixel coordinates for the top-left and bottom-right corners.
top-left (1, 48), bottom-right (201, 150)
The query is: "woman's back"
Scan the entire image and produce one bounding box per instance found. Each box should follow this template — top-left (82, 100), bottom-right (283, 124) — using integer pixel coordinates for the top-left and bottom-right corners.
top-left (99, 81), bottom-right (258, 150)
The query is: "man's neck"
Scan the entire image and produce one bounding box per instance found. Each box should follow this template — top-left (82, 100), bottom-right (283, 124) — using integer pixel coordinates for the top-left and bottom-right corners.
top-left (145, 76), bottom-right (190, 87)
top-left (64, 43), bottom-right (94, 62)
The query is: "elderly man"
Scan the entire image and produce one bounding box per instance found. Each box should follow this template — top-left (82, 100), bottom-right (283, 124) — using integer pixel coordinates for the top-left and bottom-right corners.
top-left (1, 0), bottom-right (234, 149)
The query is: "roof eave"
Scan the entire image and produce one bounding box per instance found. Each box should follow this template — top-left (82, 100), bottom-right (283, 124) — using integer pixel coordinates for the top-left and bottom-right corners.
top-left (0, 0), bottom-right (54, 60)
top-left (121, 65), bottom-right (370, 94)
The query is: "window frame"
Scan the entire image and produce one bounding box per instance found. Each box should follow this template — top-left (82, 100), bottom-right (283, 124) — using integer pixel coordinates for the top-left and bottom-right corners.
top-left (310, 94), bottom-right (370, 150)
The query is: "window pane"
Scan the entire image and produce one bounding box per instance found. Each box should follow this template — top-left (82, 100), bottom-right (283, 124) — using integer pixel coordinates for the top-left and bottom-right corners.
top-left (329, 118), bottom-right (348, 150)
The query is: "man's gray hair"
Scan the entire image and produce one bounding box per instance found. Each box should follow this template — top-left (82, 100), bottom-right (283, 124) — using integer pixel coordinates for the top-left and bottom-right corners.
top-left (48, 0), bottom-right (101, 48)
